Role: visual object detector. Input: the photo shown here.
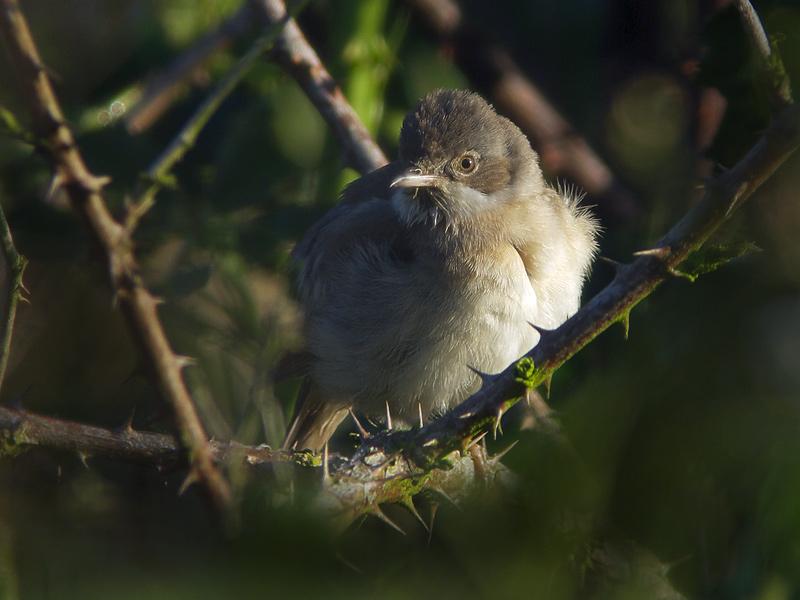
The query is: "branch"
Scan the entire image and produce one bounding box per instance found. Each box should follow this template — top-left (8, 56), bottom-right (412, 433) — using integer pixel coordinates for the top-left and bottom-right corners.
top-left (404, 0), bottom-right (639, 220)
top-left (0, 0), bottom-right (232, 511)
top-left (125, 1), bottom-right (307, 231)
top-left (735, 0), bottom-right (793, 107)
top-left (126, 0), bottom-right (386, 175)
top-left (0, 201), bottom-right (26, 395)
top-left (0, 405), bottom-right (317, 466)
top-left (254, 0), bottom-right (388, 174)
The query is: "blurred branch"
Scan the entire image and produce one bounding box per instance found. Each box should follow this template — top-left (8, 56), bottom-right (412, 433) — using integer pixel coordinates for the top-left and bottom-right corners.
top-left (125, 1), bottom-right (307, 232)
top-left (735, 0), bottom-right (793, 107)
top-left (0, 0), bottom-right (232, 511)
top-left (404, 0), bottom-right (639, 220)
top-left (125, 3), bottom-right (257, 134)
top-left (123, 0), bottom-right (387, 175)
top-left (253, 0), bottom-right (388, 174)
top-left (0, 202), bottom-right (26, 396)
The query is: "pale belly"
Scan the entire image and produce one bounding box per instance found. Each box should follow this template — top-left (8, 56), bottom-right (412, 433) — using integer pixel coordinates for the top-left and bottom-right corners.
top-left (362, 252), bottom-right (542, 419)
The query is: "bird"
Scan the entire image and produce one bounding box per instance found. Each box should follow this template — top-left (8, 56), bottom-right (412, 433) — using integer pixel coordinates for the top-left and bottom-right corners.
top-left (282, 89), bottom-right (599, 451)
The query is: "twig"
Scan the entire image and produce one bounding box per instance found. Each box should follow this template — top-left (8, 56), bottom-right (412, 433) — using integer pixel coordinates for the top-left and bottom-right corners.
top-left (0, 0), bottom-right (232, 511)
top-left (0, 202), bottom-right (26, 395)
top-left (734, 0), bottom-right (793, 107)
top-left (125, 0), bottom-right (308, 232)
top-left (255, 0), bottom-right (388, 174)
top-left (404, 0), bottom-right (639, 220)
top-left (125, 2), bottom-right (257, 134)
top-left (0, 405), bottom-right (312, 468)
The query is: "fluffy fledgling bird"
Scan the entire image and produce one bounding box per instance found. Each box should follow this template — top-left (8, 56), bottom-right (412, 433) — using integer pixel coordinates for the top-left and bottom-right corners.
top-left (284, 89), bottom-right (598, 450)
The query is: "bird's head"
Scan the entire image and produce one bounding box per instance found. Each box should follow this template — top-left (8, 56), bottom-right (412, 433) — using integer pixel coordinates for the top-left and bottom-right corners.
top-left (391, 89), bottom-right (544, 230)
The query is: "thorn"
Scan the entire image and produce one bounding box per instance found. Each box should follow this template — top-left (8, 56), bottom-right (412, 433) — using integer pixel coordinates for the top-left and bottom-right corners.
top-left (45, 171), bottom-right (65, 203)
top-left (429, 485), bottom-right (459, 508)
top-left (349, 409), bottom-right (369, 439)
top-left (150, 295), bottom-right (165, 306)
top-left (335, 552), bottom-right (363, 574)
top-left (468, 442), bottom-right (488, 482)
top-left (77, 451), bottom-right (90, 469)
top-left (543, 373), bottom-right (553, 400)
top-left (598, 255), bottom-right (623, 269)
top-left (633, 247), bottom-right (670, 259)
top-left (493, 407), bottom-right (505, 440)
top-left (465, 431), bottom-right (488, 452)
top-left (369, 505), bottom-right (406, 535)
top-left (385, 401), bottom-right (393, 431)
top-left (89, 175), bottom-right (112, 192)
top-left (119, 407), bottom-right (136, 434)
top-left (620, 310), bottom-right (631, 340)
top-left (527, 322), bottom-right (552, 337)
top-left (178, 468), bottom-right (200, 495)
top-left (322, 442), bottom-right (330, 482)
top-left (401, 496), bottom-right (429, 531)
top-left (427, 502), bottom-right (439, 545)
top-left (467, 364), bottom-right (494, 388)
top-left (418, 403), bottom-right (424, 428)
top-left (667, 267), bottom-right (698, 282)
top-left (492, 439), bottom-right (519, 463)
top-left (174, 355), bottom-right (196, 370)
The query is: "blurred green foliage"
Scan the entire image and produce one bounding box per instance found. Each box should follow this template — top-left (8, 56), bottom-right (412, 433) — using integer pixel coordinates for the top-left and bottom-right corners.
top-left (1, 0), bottom-right (800, 598)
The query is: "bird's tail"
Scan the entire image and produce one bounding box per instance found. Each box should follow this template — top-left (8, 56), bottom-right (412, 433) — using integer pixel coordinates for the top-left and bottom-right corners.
top-left (282, 378), bottom-right (349, 451)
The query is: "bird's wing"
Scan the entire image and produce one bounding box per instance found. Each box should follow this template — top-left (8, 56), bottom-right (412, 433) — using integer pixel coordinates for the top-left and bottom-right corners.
top-left (283, 163), bottom-right (409, 450)
top-left (292, 162), bottom-right (405, 263)
top-left (293, 174), bottom-right (413, 312)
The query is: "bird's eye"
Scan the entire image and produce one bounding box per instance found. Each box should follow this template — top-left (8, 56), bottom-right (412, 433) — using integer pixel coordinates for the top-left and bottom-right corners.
top-left (454, 152), bottom-right (478, 175)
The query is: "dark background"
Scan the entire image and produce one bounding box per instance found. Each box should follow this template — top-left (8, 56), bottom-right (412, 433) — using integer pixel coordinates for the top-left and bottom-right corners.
top-left (1, 0), bottom-right (800, 598)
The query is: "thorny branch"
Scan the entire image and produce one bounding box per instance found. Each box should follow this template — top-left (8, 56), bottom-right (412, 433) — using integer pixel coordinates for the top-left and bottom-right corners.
top-left (0, 0), bottom-right (232, 511)
top-left (0, 201), bottom-right (26, 396)
top-left (0, 405), bottom-right (308, 469)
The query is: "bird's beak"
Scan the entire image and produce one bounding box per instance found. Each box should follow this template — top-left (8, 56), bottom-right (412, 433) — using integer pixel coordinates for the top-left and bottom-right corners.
top-left (390, 169), bottom-right (444, 189)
